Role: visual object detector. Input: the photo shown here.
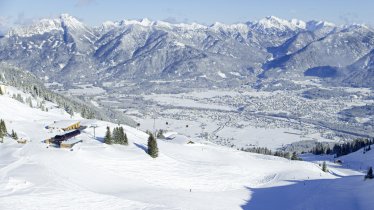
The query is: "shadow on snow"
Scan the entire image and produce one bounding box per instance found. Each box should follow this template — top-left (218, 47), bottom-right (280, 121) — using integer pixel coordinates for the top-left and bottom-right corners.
top-left (241, 175), bottom-right (368, 210)
top-left (133, 142), bottom-right (148, 153)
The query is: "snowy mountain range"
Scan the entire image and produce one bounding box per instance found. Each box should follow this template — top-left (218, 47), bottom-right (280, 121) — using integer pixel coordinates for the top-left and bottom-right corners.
top-left (1, 14), bottom-right (373, 90)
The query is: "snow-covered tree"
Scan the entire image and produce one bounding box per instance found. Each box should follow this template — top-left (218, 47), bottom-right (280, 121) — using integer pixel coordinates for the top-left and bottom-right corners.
top-left (26, 97), bottom-right (33, 108)
top-left (147, 133), bottom-right (158, 158)
top-left (157, 129), bottom-right (164, 138)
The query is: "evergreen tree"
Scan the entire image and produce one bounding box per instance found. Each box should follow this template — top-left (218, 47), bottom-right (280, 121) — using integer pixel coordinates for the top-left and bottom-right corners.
top-left (104, 126), bottom-right (112, 144)
top-left (11, 130), bottom-right (18, 140)
top-left (0, 123), bottom-right (4, 140)
top-left (365, 167), bottom-right (374, 179)
top-left (118, 127), bottom-right (128, 145)
top-left (112, 127), bottom-right (119, 144)
top-left (157, 129), bottom-right (164, 138)
top-left (147, 133), bottom-right (158, 158)
top-left (283, 152), bottom-right (291, 159)
top-left (0, 119), bottom-right (7, 134)
top-left (0, 87), bottom-right (3, 95)
top-left (322, 161), bottom-right (328, 172)
top-left (291, 152), bottom-right (299, 160)
top-left (123, 131), bottom-right (128, 146)
top-left (26, 97), bottom-right (33, 108)
top-left (15, 93), bottom-right (24, 103)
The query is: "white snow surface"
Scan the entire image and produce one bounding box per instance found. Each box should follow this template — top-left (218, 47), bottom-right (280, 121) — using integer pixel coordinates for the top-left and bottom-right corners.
top-left (0, 87), bottom-right (374, 210)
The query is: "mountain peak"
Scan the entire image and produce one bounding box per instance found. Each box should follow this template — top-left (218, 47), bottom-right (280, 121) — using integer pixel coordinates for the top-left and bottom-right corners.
top-left (59, 14), bottom-right (85, 30)
top-left (120, 18), bottom-right (153, 27)
top-left (254, 16), bottom-right (306, 31)
top-left (306, 20), bottom-right (335, 31)
top-left (6, 14), bottom-right (87, 37)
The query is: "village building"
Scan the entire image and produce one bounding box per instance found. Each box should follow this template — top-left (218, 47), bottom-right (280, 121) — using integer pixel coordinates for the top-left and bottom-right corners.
top-left (46, 120), bottom-right (81, 132)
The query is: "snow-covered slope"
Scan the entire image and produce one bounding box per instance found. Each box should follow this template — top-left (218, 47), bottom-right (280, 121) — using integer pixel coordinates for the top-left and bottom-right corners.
top-left (0, 86), bottom-right (373, 209)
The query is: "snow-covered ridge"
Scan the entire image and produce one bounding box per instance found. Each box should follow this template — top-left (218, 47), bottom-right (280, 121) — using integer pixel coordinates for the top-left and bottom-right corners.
top-left (7, 19), bottom-right (63, 37)
top-left (8, 13), bottom-right (345, 37)
top-left (6, 14), bottom-right (86, 37)
top-left (248, 16), bottom-right (336, 32)
top-left (252, 16), bottom-right (307, 30)
top-left (99, 18), bottom-right (207, 31)
top-left (306, 20), bottom-right (336, 31)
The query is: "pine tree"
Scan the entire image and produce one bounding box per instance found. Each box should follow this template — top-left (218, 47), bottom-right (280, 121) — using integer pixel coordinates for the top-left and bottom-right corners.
top-left (365, 167), bottom-right (374, 179)
top-left (117, 127), bottom-right (128, 145)
top-left (157, 129), bottom-right (164, 138)
top-left (291, 152), bottom-right (299, 160)
top-left (11, 130), bottom-right (18, 140)
top-left (0, 87), bottom-right (3, 95)
top-left (120, 127), bottom-right (128, 145)
top-left (117, 127), bottom-right (122, 144)
top-left (104, 126), bottom-right (112, 144)
top-left (147, 133), bottom-right (158, 158)
top-left (0, 119), bottom-right (7, 135)
top-left (123, 132), bottom-right (128, 146)
top-left (322, 161), bottom-right (328, 172)
top-left (112, 127), bottom-right (119, 144)
top-left (15, 94), bottom-right (24, 103)
top-left (0, 122), bottom-right (4, 140)
top-left (26, 97), bottom-right (33, 108)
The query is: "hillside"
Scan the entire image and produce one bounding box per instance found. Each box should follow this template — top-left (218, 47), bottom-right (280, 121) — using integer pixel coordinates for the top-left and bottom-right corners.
top-left (1, 85), bottom-right (373, 209)
top-left (0, 62), bottom-right (136, 126)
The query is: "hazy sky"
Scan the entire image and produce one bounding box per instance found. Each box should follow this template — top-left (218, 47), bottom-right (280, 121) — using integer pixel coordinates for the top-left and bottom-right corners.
top-left (0, 0), bottom-right (373, 33)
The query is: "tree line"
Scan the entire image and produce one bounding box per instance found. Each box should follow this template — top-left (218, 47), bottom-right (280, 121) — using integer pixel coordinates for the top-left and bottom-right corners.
top-left (104, 126), bottom-right (158, 158)
top-left (240, 147), bottom-right (302, 160)
top-left (310, 138), bottom-right (374, 157)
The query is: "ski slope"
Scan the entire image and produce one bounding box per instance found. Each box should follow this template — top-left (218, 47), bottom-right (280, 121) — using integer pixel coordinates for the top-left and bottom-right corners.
top-left (0, 87), bottom-right (373, 210)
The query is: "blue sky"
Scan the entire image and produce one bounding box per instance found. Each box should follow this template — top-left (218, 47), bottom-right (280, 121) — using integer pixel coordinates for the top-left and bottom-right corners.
top-left (0, 0), bottom-right (373, 33)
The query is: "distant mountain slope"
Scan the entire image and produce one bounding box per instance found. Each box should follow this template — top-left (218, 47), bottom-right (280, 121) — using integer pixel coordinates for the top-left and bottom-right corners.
top-left (0, 62), bottom-right (136, 126)
top-left (340, 49), bottom-right (374, 87)
top-left (0, 14), bottom-right (373, 88)
top-left (263, 25), bottom-right (374, 80)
